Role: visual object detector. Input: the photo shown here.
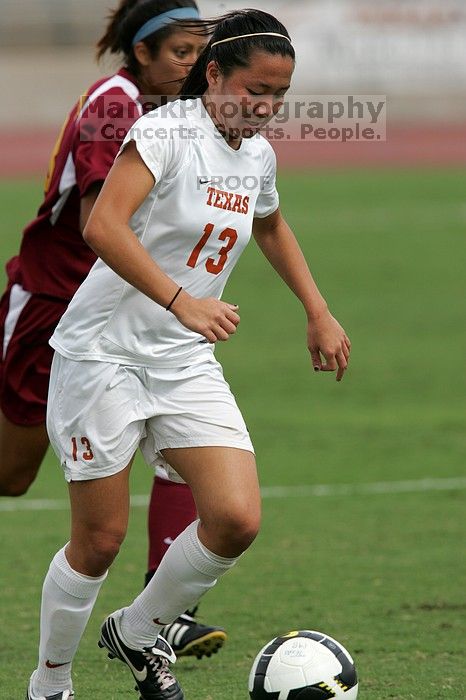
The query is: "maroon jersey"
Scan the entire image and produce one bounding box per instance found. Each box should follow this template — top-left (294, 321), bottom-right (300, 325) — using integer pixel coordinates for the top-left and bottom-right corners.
top-left (13, 68), bottom-right (143, 299)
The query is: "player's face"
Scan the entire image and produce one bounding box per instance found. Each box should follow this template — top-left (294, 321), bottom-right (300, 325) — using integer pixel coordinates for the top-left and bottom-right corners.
top-left (139, 29), bottom-right (207, 95)
top-left (205, 50), bottom-right (294, 140)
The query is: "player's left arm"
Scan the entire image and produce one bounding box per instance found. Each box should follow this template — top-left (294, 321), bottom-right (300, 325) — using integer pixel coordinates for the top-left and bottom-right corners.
top-left (252, 208), bottom-right (351, 381)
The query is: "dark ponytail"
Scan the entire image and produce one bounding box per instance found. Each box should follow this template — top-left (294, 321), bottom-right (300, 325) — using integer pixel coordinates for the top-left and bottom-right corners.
top-left (96, 0), bottom-right (199, 75)
top-left (181, 9), bottom-right (295, 99)
top-left (96, 0), bottom-right (139, 61)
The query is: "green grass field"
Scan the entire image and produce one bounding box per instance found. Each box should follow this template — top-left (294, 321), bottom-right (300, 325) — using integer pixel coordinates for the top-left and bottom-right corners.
top-left (1, 169), bottom-right (465, 699)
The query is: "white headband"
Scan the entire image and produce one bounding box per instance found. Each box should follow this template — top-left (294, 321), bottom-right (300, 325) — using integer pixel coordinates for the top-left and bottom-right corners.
top-left (211, 32), bottom-right (292, 48)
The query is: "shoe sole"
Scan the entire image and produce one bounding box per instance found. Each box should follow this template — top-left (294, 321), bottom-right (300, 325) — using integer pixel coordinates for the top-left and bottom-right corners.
top-left (176, 630), bottom-right (227, 659)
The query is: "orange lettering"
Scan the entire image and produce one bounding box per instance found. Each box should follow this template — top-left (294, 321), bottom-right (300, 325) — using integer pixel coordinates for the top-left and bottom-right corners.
top-left (206, 228), bottom-right (238, 274)
top-left (222, 192), bottom-right (234, 210)
top-left (232, 194), bottom-right (243, 213)
top-left (71, 436), bottom-right (94, 461)
top-left (187, 223), bottom-right (214, 268)
top-left (187, 224), bottom-right (238, 275)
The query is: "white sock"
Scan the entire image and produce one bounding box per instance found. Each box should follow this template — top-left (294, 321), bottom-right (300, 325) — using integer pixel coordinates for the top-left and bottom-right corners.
top-left (120, 519), bottom-right (238, 649)
top-left (32, 545), bottom-right (107, 697)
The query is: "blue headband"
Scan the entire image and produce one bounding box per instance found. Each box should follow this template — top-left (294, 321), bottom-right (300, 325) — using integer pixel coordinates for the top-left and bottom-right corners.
top-left (132, 7), bottom-right (200, 46)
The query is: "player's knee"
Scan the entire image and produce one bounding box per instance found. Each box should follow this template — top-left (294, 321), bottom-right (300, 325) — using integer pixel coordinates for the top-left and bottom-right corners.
top-left (215, 504), bottom-right (261, 552)
top-left (234, 517), bottom-right (261, 551)
top-left (84, 528), bottom-right (126, 570)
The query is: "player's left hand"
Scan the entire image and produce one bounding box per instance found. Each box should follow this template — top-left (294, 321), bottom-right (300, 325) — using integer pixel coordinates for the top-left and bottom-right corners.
top-left (307, 309), bottom-right (351, 382)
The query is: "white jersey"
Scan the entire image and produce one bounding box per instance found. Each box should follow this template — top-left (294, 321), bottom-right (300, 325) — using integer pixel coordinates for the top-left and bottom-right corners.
top-left (50, 98), bottom-right (279, 368)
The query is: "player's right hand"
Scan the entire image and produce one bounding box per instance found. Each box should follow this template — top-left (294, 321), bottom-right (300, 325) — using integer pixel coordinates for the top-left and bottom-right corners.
top-left (170, 293), bottom-right (240, 343)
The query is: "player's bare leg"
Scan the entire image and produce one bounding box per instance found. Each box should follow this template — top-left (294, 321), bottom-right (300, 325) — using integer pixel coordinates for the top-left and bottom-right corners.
top-left (161, 446), bottom-right (261, 558)
top-left (109, 447), bottom-right (259, 694)
top-left (66, 460), bottom-right (133, 575)
top-left (27, 462), bottom-right (134, 700)
top-left (115, 446), bottom-right (260, 643)
top-left (0, 411), bottom-right (49, 496)
top-left (28, 460), bottom-right (183, 700)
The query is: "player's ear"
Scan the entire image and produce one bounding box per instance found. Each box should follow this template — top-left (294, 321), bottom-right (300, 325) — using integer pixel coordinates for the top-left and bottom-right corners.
top-left (133, 41), bottom-right (152, 67)
top-left (206, 60), bottom-right (221, 89)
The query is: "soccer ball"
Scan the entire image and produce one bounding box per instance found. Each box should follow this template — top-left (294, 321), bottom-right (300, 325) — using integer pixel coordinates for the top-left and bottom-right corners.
top-left (249, 630), bottom-right (358, 699)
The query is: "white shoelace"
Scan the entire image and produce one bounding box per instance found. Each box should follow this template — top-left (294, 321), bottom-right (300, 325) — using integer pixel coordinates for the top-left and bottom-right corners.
top-left (143, 652), bottom-right (175, 691)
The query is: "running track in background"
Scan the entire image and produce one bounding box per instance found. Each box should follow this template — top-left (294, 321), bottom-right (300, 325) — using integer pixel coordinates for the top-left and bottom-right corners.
top-left (0, 124), bottom-right (465, 177)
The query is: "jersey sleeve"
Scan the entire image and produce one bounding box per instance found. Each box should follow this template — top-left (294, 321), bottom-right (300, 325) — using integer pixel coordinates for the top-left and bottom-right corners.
top-left (73, 90), bottom-right (142, 196)
top-left (254, 140), bottom-right (280, 218)
top-left (119, 111), bottom-right (188, 184)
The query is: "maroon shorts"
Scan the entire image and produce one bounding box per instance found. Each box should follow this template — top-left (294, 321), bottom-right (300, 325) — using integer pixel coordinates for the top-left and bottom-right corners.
top-left (0, 273), bottom-right (68, 426)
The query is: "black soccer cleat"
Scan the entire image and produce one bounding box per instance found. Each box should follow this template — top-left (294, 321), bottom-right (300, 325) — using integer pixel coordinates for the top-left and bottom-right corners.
top-left (98, 609), bottom-right (184, 700)
top-left (161, 608), bottom-right (227, 660)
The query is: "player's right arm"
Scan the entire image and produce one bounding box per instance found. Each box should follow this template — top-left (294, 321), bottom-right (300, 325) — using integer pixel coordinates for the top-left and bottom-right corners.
top-left (83, 142), bottom-right (239, 343)
top-left (80, 182), bottom-right (103, 233)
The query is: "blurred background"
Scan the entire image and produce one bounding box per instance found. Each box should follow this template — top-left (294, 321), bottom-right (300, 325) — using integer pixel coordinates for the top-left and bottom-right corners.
top-left (1, 0), bottom-right (465, 172)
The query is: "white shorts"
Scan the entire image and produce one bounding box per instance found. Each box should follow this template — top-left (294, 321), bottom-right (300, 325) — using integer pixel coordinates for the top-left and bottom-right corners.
top-left (47, 353), bottom-right (254, 483)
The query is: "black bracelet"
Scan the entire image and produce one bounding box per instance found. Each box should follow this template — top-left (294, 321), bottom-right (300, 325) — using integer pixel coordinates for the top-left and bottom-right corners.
top-left (166, 286), bottom-right (183, 311)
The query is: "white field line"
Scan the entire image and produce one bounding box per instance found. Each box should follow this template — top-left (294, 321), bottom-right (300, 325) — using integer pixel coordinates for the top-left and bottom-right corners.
top-left (0, 476), bottom-right (465, 513)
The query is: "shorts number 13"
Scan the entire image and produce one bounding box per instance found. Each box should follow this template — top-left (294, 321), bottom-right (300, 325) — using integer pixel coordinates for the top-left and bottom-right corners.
top-left (71, 436), bottom-right (94, 461)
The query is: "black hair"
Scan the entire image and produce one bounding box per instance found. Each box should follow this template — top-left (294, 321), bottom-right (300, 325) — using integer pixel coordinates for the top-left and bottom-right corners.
top-left (181, 9), bottom-right (295, 98)
top-left (96, 0), bottom-right (199, 76)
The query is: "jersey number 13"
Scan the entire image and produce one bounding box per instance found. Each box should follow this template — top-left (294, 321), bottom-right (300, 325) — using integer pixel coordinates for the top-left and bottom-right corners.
top-left (187, 224), bottom-right (238, 275)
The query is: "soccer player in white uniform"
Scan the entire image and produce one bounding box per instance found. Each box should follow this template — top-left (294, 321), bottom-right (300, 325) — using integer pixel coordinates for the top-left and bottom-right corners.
top-left (2, 0), bottom-right (225, 662)
top-left (26, 9), bottom-right (351, 700)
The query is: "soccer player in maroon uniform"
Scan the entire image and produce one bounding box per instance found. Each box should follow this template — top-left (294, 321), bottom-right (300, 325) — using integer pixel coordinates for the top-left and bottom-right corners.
top-left (0, 0), bottom-right (226, 660)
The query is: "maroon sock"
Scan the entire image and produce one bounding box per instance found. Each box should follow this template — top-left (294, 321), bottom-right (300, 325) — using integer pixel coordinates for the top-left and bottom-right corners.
top-left (147, 476), bottom-right (197, 578)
